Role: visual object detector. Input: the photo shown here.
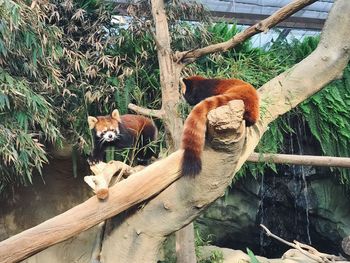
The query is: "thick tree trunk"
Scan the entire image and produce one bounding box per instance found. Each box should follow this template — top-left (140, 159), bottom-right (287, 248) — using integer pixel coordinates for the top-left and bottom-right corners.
top-left (175, 223), bottom-right (197, 263)
top-left (150, 0), bottom-right (183, 149)
top-left (150, 0), bottom-right (196, 261)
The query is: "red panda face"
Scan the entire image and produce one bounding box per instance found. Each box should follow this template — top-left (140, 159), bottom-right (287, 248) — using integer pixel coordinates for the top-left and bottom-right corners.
top-left (88, 109), bottom-right (122, 142)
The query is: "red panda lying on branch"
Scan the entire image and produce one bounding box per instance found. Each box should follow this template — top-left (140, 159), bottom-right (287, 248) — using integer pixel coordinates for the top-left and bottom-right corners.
top-left (180, 76), bottom-right (260, 177)
top-left (88, 109), bottom-right (157, 165)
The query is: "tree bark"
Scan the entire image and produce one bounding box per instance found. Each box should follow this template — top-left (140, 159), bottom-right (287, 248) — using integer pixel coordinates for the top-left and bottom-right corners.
top-left (149, 0), bottom-right (197, 261)
top-left (150, 0), bottom-right (184, 149)
top-left (175, 223), bottom-right (197, 263)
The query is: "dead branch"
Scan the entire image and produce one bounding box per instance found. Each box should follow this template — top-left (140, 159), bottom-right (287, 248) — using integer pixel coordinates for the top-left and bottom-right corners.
top-left (84, 161), bottom-right (141, 199)
top-left (175, 0), bottom-right (317, 64)
top-left (128, 103), bottom-right (165, 119)
top-left (248, 152), bottom-right (350, 168)
top-left (260, 224), bottom-right (347, 263)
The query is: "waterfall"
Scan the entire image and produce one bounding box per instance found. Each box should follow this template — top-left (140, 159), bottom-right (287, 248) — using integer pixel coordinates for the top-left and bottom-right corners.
top-left (296, 117), bottom-right (312, 244)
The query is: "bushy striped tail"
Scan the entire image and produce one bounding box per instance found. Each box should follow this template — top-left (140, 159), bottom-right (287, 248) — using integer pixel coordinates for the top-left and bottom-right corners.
top-left (181, 106), bottom-right (207, 177)
top-left (181, 96), bottom-right (227, 177)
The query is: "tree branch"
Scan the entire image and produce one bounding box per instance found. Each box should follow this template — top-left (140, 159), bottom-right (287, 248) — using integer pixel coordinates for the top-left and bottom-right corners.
top-left (0, 151), bottom-right (183, 263)
top-left (84, 161), bottom-right (143, 199)
top-left (248, 152), bottom-right (350, 168)
top-left (0, 100), bottom-right (245, 263)
top-left (260, 224), bottom-right (346, 262)
top-left (233, 0), bottom-right (350, 172)
top-left (175, 0), bottom-right (318, 64)
top-left (128, 103), bottom-right (165, 119)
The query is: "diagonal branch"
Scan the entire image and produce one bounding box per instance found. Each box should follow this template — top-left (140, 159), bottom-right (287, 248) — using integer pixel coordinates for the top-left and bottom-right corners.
top-left (260, 224), bottom-right (346, 262)
top-left (0, 151), bottom-right (184, 263)
top-left (175, 0), bottom-right (318, 64)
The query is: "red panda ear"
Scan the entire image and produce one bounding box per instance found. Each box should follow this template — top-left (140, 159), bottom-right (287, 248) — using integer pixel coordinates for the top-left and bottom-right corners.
top-left (180, 78), bottom-right (189, 95)
top-left (88, 116), bottom-right (98, 129)
top-left (111, 109), bottom-right (122, 122)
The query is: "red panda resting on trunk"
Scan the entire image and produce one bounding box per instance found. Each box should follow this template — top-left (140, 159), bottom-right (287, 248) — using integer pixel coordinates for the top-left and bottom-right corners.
top-left (87, 109), bottom-right (157, 165)
top-left (180, 76), bottom-right (259, 177)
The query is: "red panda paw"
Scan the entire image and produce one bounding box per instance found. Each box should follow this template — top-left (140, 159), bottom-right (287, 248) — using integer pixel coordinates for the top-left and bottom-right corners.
top-left (181, 149), bottom-right (202, 177)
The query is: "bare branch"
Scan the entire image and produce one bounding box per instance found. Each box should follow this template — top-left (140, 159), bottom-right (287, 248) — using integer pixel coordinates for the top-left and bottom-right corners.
top-left (84, 161), bottom-right (140, 199)
top-left (128, 103), bottom-right (165, 119)
top-left (260, 224), bottom-right (346, 262)
top-left (248, 152), bottom-right (350, 168)
top-left (175, 0), bottom-right (318, 64)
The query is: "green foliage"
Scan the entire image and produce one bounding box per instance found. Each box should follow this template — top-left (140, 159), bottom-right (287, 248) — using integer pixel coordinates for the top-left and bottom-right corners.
top-left (299, 66), bottom-right (350, 182)
top-left (0, 0), bottom-right (120, 193)
top-left (2, 0), bottom-right (350, 195)
top-left (247, 248), bottom-right (261, 263)
top-left (262, 36), bottom-right (350, 182)
top-left (191, 23), bottom-right (286, 86)
top-left (195, 229), bottom-right (224, 263)
top-left (0, 0), bottom-right (213, 194)
top-left (0, 1), bottom-right (63, 190)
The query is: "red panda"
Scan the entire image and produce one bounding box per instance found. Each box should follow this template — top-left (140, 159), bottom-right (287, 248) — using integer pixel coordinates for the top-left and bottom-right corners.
top-left (87, 109), bottom-right (157, 165)
top-left (180, 76), bottom-right (259, 177)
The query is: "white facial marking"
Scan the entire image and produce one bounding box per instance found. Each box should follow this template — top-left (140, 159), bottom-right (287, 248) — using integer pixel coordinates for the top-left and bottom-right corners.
top-left (102, 131), bottom-right (117, 142)
top-left (96, 131), bottom-right (102, 137)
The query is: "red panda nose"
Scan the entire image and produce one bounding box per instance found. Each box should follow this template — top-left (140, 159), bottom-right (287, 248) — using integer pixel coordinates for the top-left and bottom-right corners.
top-left (108, 134), bottom-right (113, 139)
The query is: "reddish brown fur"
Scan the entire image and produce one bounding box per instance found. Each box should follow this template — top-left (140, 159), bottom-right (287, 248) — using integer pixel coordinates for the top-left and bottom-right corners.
top-left (94, 114), bottom-right (154, 137)
top-left (89, 112), bottom-right (157, 164)
top-left (181, 76), bottom-right (259, 177)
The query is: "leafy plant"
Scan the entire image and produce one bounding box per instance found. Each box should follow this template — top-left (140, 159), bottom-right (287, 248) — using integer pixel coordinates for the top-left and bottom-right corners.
top-left (195, 228), bottom-right (224, 263)
top-left (2, 1), bottom-right (350, 197)
top-left (247, 248), bottom-right (261, 263)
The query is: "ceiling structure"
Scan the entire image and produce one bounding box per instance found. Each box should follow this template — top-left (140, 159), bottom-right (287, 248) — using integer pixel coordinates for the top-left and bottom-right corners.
top-left (114, 0), bottom-right (333, 31)
top-left (113, 0), bottom-right (333, 46)
top-left (201, 0), bottom-right (333, 30)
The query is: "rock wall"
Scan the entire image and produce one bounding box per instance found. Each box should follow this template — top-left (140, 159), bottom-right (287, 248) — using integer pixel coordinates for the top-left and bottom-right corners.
top-left (196, 169), bottom-right (350, 258)
top-left (0, 156), bottom-right (101, 263)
